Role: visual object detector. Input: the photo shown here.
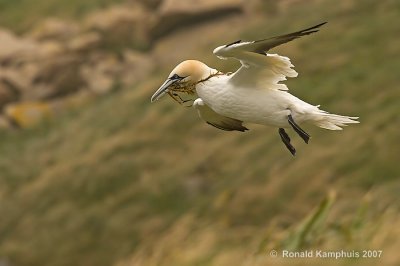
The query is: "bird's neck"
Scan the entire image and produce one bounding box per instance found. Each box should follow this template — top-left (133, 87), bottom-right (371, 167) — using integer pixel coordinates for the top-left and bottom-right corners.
top-left (196, 70), bottom-right (224, 85)
top-left (169, 68), bottom-right (222, 94)
top-left (167, 67), bottom-right (222, 107)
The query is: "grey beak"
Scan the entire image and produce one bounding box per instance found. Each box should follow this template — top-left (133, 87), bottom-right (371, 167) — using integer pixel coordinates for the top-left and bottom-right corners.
top-left (151, 79), bottom-right (178, 102)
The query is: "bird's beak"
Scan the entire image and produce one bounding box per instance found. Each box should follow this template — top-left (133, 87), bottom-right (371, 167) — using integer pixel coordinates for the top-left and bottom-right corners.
top-left (151, 78), bottom-right (178, 102)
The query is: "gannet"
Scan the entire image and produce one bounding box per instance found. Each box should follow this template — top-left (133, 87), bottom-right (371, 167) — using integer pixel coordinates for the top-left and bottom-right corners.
top-left (151, 22), bottom-right (359, 155)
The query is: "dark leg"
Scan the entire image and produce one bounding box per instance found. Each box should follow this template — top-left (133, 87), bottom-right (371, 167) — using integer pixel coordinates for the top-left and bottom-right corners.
top-left (288, 114), bottom-right (310, 144)
top-left (279, 128), bottom-right (296, 156)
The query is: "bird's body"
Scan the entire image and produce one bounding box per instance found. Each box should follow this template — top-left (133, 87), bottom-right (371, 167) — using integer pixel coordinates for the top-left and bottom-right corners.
top-left (151, 22), bottom-right (359, 155)
top-left (195, 69), bottom-right (315, 128)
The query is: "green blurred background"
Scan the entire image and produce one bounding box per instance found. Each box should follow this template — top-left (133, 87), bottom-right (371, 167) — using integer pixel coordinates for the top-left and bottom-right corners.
top-left (0, 0), bottom-right (399, 265)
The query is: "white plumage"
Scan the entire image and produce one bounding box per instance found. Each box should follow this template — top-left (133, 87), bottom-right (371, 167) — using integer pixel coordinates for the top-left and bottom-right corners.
top-left (151, 22), bottom-right (359, 155)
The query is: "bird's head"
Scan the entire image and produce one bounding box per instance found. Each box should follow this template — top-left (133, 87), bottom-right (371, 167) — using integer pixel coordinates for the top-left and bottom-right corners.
top-left (151, 60), bottom-right (216, 102)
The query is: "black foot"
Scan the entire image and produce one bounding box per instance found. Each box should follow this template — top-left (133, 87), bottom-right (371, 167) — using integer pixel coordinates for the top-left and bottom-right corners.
top-left (279, 128), bottom-right (296, 156)
top-left (288, 114), bottom-right (310, 144)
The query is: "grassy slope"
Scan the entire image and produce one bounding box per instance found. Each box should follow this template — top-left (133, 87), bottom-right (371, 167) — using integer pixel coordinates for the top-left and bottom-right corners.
top-left (0, 0), bottom-right (399, 265)
top-left (0, 0), bottom-right (124, 33)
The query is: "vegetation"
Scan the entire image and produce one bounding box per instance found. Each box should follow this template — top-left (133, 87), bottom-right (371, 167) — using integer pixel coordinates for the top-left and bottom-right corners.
top-left (0, 0), bottom-right (124, 33)
top-left (0, 0), bottom-right (399, 265)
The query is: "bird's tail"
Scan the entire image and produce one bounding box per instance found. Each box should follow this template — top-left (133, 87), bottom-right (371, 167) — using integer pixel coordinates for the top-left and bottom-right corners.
top-left (310, 109), bottom-right (359, 130)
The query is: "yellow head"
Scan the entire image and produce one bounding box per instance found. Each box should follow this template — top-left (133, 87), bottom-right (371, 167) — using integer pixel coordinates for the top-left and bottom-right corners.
top-left (151, 60), bottom-right (216, 102)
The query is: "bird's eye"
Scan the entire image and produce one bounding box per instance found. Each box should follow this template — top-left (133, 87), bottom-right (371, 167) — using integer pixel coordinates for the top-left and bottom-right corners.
top-left (170, 74), bottom-right (183, 80)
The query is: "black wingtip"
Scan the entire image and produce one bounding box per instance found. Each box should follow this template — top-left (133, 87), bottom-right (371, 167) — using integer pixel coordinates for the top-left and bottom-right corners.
top-left (316, 21), bottom-right (328, 27)
top-left (311, 22), bottom-right (327, 28)
top-left (301, 21), bottom-right (328, 34)
top-left (225, 40), bottom-right (241, 48)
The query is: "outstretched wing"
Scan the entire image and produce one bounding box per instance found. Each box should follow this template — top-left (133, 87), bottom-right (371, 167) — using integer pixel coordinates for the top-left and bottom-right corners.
top-left (213, 22), bottom-right (326, 90)
top-left (237, 22), bottom-right (326, 55)
top-left (193, 98), bottom-right (248, 132)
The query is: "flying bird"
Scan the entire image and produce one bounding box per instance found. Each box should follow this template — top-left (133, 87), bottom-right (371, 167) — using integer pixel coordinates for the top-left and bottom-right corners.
top-left (151, 22), bottom-right (359, 156)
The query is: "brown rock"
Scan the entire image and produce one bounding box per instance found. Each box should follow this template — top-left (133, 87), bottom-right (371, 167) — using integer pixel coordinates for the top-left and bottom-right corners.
top-left (67, 32), bottom-right (101, 52)
top-left (0, 77), bottom-right (20, 108)
top-left (134, 0), bottom-right (163, 9)
top-left (120, 50), bottom-right (154, 86)
top-left (80, 53), bottom-right (120, 94)
top-left (39, 41), bottom-right (66, 57)
top-left (151, 0), bottom-right (243, 40)
top-left (6, 63), bottom-right (40, 100)
top-left (84, 4), bottom-right (155, 51)
top-left (0, 29), bottom-right (38, 64)
top-left (80, 50), bottom-right (154, 94)
top-left (31, 56), bottom-right (85, 99)
top-left (0, 68), bottom-right (27, 97)
top-left (28, 18), bottom-right (79, 41)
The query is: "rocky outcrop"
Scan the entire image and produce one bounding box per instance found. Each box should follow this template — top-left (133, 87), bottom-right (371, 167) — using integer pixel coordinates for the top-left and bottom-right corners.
top-left (0, 29), bottom-right (38, 63)
top-left (0, 27), bottom-right (155, 128)
top-left (0, 77), bottom-right (20, 106)
top-left (28, 18), bottom-right (80, 42)
top-left (151, 0), bottom-right (243, 40)
top-left (84, 3), bottom-right (155, 51)
top-left (67, 32), bottom-right (101, 52)
top-left (32, 55), bottom-right (85, 99)
top-left (0, 0), bottom-right (246, 128)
